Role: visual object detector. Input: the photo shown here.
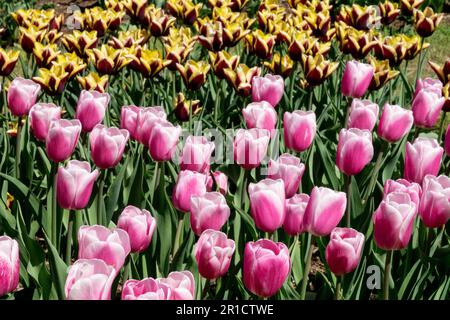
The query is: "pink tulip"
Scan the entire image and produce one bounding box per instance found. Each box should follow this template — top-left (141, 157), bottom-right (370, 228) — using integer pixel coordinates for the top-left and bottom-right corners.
top-left (303, 186), bottom-right (347, 236)
top-left (135, 106), bottom-right (167, 145)
top-left (122, 278), bottom-right (172, 300)
top-left (78, 225), bottom-right (131, 272)
top-left (445, 125), bottom-right (450, 157)
top-left (404, 137), bottom-right (443, 184)
top-left (206, 171), bottom-right (228, 195)
top-left (57, 160), bottom-right (99, 210)
top-left (148, 119), bottom-right (181, 162)
top-left (190, 192), bottom-right (230, 236)
top-left (283, 193), bottom-right (309, 236)
top-left (233, 128), bottom-right (270, 169)
top-left (414, 78), bottom-right (442, 98)
top-left (336, 128), bottom-right (374, 176)
top-left (172, 170), bottom-right (207, 212)
top-left (65, 259), bottom-right (116, 300)
top-left (242, 101), bottom-right (278, 135)
top-left (0, 236), bottom-right (19, 297)
top-left (120, 105), bottom-right (140, 140)
top-left (251, 74), bottom-right (284, 107)
top-left (347, 99), bottom-right (379, 131)
top-left (377, 104), bottom-right (414, 143)
top-left (76, 90), bottom-right (110, 132)
top-left (248, 178), bottom-right (285, 233)
top-left (412, 88), bottom-right (445, 128)
top-left (243, 239), bottom-right (290, 298)
top-left (180, 136), bottom-right (215, 173)
top-left (325, 227), bottom-right (364, 276)
top-left (117, 206), bottom-right (156, 253)
top-left (373, 192), bottom-right (417, 250)
top-left (383, 178), bottom-right (422, 208)
top-left (283, 110), bottom-right (316, 152)
top-left (419, 175), bottom-right (450, 228)
top-left (90, 124), bottom-right (129, 169)
top-left (268, 153), bottom-right (305, 198)
top-left (341, 60), bottom-right (374, 98)
top-left (194, 229), bottom-right (235, 280)
top-left (7, 77), bottom-right (41, 116)
top-left (158, 271), bottom-right (195, 300)
top-left (29, 103), bottom-right (61, 141)
top-left (46, 119), bottom-right (81, 163)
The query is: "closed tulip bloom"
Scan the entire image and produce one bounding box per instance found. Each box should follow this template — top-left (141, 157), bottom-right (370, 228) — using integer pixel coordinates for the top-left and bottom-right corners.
top-left (303, 186), bottom-right (347, 236)
top-left (268, 153), bottom-right (305, 198)
top-left (383, 178), bottom-right (422, 208)
top-left (243, 239), bottom-right (290, 298)
top-left (46, 119), bottom-right (81, 163)
top-left (57, 160), bottom-right (99, 210)
top-left (373, 192), bottom-right (417, 250)
top-left (336, 128), bottom-right (374, 176)
top-left (78, 225), bottom-right (131, 272)
top-left (414, 78), bottom-right (442, 98)
top-left (0, 236), bottom-right (20, 297)
top-left (180, 136), bottom-right (215, 173)
top-left (325, 227), bottom-right (365, 276)
top-left (419, 175), bottom-right (450, 228)
top-left (248, 179), bottom-right (286, 233)
top-left (29, 103), bottom-right (61, 141)
top-left (65, 259), bottom-right (116, 300)
top-left (412, 88), bottom-right (445, 128)
top-left (283, 111), bottom-right (316, 152)
top-left (445, 125), bottom-right (450, 157)
top-left (283, 194), bottom-right (309, 236)
top-left (76, 90), bottom-right (110, 132)
top-left (194, 230), bottom-right (235, 280)
top-left (158, 271), bottom-right (195, 300)
top-left (251, 74), bottom-right (284, 108)
top-left (206, 171), bottom-right (228, 195)
top-left (377, 104), bottom-right (414, 143)
top-left (7, 77), bottom-right (41, 117)
top-left (341, 60), bottom-right (374, 98)
top-left (404, 137), bottom-right (443, 184)
top-left (90, 124), bottom-right (129, 169)
top-left (233, 128), bottom-right (270, 170)
top-left (122, 278), bottom-right (172, 300)
top-left (190, 192), bottom-right (230, 236)
top-left (242, 101), bottom-right (278, 135)
top-left (117, 206), bottom-right (156, 253)
top-left (135, 106), bottom-right (167, 145)
top-left (347, 99), bottom-right (379, 131)
top-left (148, 119), bottom-right (182, 162)
top-left (120, 105), bottom-right (140, 140)
top-left (172, 170), bottom-right (207, 212)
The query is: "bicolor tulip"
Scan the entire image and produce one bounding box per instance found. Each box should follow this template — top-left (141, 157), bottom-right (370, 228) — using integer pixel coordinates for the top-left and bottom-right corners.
top-left (414, 78), bottom-right (442, 98)
top-left (90, 124), bottom-right (129, 169)
top-left (0, 236), bottom-right (19, 297)
top-left (251, 74), bottom-right (284, 108)
top-left (180, 136), bottom-right (215, 173)
top-left (383, 178), bottom-right (422, 208)
top-left (134, 106), bottom-right (167, 145)
top-left (377, 104), bottom-right (413, 143)
top-left (283, 111), bottom-right (316, 152)
top-left (120, 105), bottom-right (140, 140)
top-left (412, 88), bottom-right (445, 128)
top-left (122, 278), bottom-right (172, 300)
top-left (419, 175), bottom-right (450, 228)
top-left (7, 77), bottom-right (41, 117)
top-left (172, 170), bottom-right (207, 212)
top-left (347, 99), bottom-right (379, 131)
top-left (46, 119), bottom-right (81, 163)
top-left (242, 101), bottom-right (277, 135)
top-left (117, 206), bottom-right (156, 253)
top-left (190, 192), bottom-right (230, 236)
top-left (148, 119), bottom-right (181, 162)
top-left (336, 128), bottom-right (374, 176)
top-left (158, 271), bottom-right (195, 300)
top-left (76, 90), bottom-right (110, 132)
top-left (283, 193), bottom-right (309, 236)
top-left (29, 103), bottom-right (61, 141)
top-left (233, 128), bottom-right (270, 170)
top-left (341, 60), bottom-right (374, 98)
top-left (404, 137), bottom-right (443, 184)
top-left (268, 153), bottom-right (305, 198)
top-left (206, 171), bottom-right (228, 195)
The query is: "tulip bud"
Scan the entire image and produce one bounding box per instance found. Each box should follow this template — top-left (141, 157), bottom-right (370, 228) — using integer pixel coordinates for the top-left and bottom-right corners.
top-left (172, 170), bottom-right (207, 212)
top-left (412, 88), bottom-right (445, 128)
top-left (7, 77), bottom-right (41, 117)
top-left (347, 99), bottom-right (379, 131)
top-left (336, 128), bottom-right (374, 176)
top-left (251, 74), bottom-right (284, 108)
top-left (206, 171), bottom-right (228, 195)
top-left (90, 124), bottom-right (129, 169)
top-left (243, 239), bottom-right (290, 298)
top-left (242, 102), bottom-right (277, 135)
top-left (303, 186), bottom-right (347, 236)
top-left (29, 103), bottom-right (61, 141)
top-left (418, 175), bottom-right (450, 228)
top-left (377, 104), bottom-right (414, 143)
top-left (233, 128), bottom-right (270, 170)
top-left (122, 278), bottom-right (172, 300)
top-left (157, 271), bottom-right (195, 300)
top-left (76, 90), bottom-right (110, 132)
top-left (190, 192), bottom-right (230, 236)
top-left (134, 106), bottom-right (167, 145)
top-left (268, 153), bottom-right (305, 198)
top-left (0, 236), bottom-right (20, 297)
top-left (373, 192), bottom-right (417, 250)
top-left (283, 193), bottom-right (309, 236)
top-left (404, 137), bottom-right (443, 184)
top-left (368, 57), bottom-right (400, 91)
top-left (180, 136), bottom-right (215, 173)
top-left (148, 119), bottom-right (182, 162)
top-left (46, 119), bottom-right (81, 163)
top-left (283, 111), bottom-right (316, 152)
top-left (383, 178), bottom-right (422, 208)
top-left (341, 60), bottom-right (374, 98)
top-left (117, 206), bottom-right (156, 253)
top-left (325, 227), bottom-right (364, 275)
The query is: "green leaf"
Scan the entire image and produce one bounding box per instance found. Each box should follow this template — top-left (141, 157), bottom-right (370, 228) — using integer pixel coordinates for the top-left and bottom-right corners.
top-left (105, 156), bottom-right (129, 223)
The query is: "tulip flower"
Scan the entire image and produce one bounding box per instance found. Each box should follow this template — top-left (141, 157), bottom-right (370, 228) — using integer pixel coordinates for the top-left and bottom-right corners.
top-left (166, 0), bottom-right (202, 25)
top-left (347, 99), bottom-right (379, 131)
top-left (180, 136), bottom-right (215, 173)
top-left (445, 125), bottom-right (450, 157)
top-left (414, 7), bottom-right (443, 38)
top-left (373, 192), bottom-right (417, 250)
top-left (194, 230), bottom-right (235, 280)
top-left (144, 5), bottom-right (176, 36)
top-left (77, 72), bottom-right (109, 93)
top-left (412, 88), bottom-right (445, 128)
top-left (128, 46), bottom-right (170, 78)
top-left (55, 52), bottom-right (87, 79)
top-left (32, 65), bottom-right (70, 96)
top-left (206, 171), bottom-right (228, 195)
top-left (242, 102), bottom-right (277, 135)
top-left (418, 175), bottom-right (450, 228)
top-left (0, 48), bottom-right (20, 77)
top-left (368, 57), bottom-right (400, 91)
top-left (209, 51), bottom-right (240, 80)
top-left (148, 119), bottom-right (182, 162)
top-left (303, 186), bottom-right (347, 236)
top-left (122, 278), bottom-right (172, 300)
top-left (176, 60), bottom-right (210, 91)
top-left (283, 111), bottom-right (316, 152)
top-left (29, 103), bottom-right (61, 141)
top-left (428, 60), bottom-right (450, 84)
top-left (336, 128), bottom-right (374, 176)
top-left (87, 45), bottom-right (132, 75)
top-left (414, 78), bottom-right (443, 98)
top-left (78, 225), bottom-right (131, 272)
top-left (246, 30), bottom-right (276, 60)
top-left (7, 77), bottom-right (41, 117)
top-left (233, 128), bottom-right (270, 170)
top-left (62, 30), bottom-right (98, 58)
top-left (248, 179), bottom-right (286, 233)
top-left (158, 271), bottom-right (195, 300)
top-left (65, 259), bottom-right (116, 300)
top-left (76, 90), bottom-right (110, 132)
top-left (172, 170), bottom-right (207, 212)
top-left (377, 104), bottom-right (414, 143)
top-left (46, 119), bottom-right (81, 163)
top-left (283, 193), bottom-right (309, 236)
top-left (243, 239), bottom-right (290, 298)
top-left (223, 63), bottom-right (261, 97)
top-left (173, 92), bottom-right (201, 122)
top-left (0, 236), bottom-right (20, 297)
top-left (57, 160), bottom-right (99, 210)
top-left (251, 74), bottom-right (284, 108)
top-left (117, 206), bottom-right (156, 253)
top-left (90, 124), bottom-right (129, 169)
top-left (264, 53), bottom-right (294, 78)
top-left (268, 153), bottom-right (305, 198)
top-left (383, 178), bottom-right (422, 208)
top-left (190, 192), bottom-right (230, 236)
top-left (378, 1), bottom-right (401, 25)
top-left (120, 105), bottom-right (140, 140)
top-left (404, 137), bottom-right (443, 184)
top-left (301, 54), bottom-right (339, 87)
top-left (134, 106), bottom-right (167, 145)
top-left (341, 60), bottom-right (374, 98)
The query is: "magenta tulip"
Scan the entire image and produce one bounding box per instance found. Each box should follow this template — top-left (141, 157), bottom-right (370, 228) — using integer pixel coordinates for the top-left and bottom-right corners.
top-left (419, 175), bottom-right (450, 228)
top-left (377, 104), bottom-right (414, 143)
top-left (148, 119), bottom-right (181, 162)
top-left (242, 101), bottom-right (278, 135)
top-left (383, 178), bottom-right (422, 208)
top-left (135, 106), bottom-right (167, 146)
top-left (122, 278), bottom-right (172, 300)
top-left (283, 110), bottom-right (316, 152)
top-left (180, 136), bottom-right (215, 173)
top-left (414, 78), bottom-right (442, 98)
top-left (157, 271), bottom-right (195, 300)
top-left (445, 125), bottom-right (450, 157)
top-left (46, 119), bottom-right (81, 163)
top-left (404, 137), bottom-right (443, 184)
top-left (412, 88), bottom-right (445, 128)
top-left (120, 105), bottom-right (140, 140)
top-left (233, 128), bottom-right (270, 169)
top-left (251, 74), bottom-right (284, 107)
top-left (29, 103), bottom-right (61, 141)
top-left (90, 124), bottom-right (129, 169)
top-left (190, 192), bottom-right (230, 236)
top-left (0, 236), bottom-right (19, 297)
top-left (336, 128), bottom-right (374, 176)
top-left (341, 60), bottom-right (374, 98)
top-left (76, 90), bottom-right (110, 132)
top-left (117, 206), bottom-right (156, 253)
top-left (206, 171), bottom-right (228, 195)
top-left (347, 99), bottom-right (379, 131)
top-left (7, 77), bottom-right (41, 116)
top-left (283, 193), bottom-right (309, 236)
top-left (268, 153), bottom-right (305, 198)
top-left (172, 170), bottom-right (207, 212)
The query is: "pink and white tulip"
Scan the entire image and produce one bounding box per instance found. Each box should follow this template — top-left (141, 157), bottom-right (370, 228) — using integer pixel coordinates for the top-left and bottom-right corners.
top-left (404, 137), bottom-right (443, 184)
top-left (377, 104), bottom-right (414, 143)
top-left (190, 192), bottom-right (230, 236)
top-left (233, 128), bottom-right (270, 169)
top-left (251, 74), bottom-right (284, 107)
top-left (7, 77), bottom-right (41, 117)
top-left (148, 119), bottom-right (181, 162)
top-left (341, 60), bottom-right (374, 98)
top-left (172, 170), bottom-right (207, 212)
top-left (336, 128), bottom-right (374, 176)
top-left (419, 175), bottom-right (450, 228)
top-left (206, 171), bottom-right (228, 195)
top-left (135, 106), bottom-right (167, 145)
top-left (0, 236), bottom-right (19, 297)
top-left (445, 125), bottom-right (450, 157)
top-left (383, 178), bottom-right (422, 208)
top-left (29, 103), bottom-right (61, 141)
top-left (268, 153), bottom-right (305, 198)
top-left (76, 90), bottom-right (110, 132)
top-left (412, 88), bottom-right (445, 128)
top-left (347, 99), bottom-right (379, 131)
top-left (283, 110), bottom-right (316, 152)
top-left (283, 193), bottom-right (309, 236)
top-left (122, 278), bottom-right (172, 300)
top-left (46, 119), bottom-right (81, 163)
top-left (117, 206), bottom-right (156, 253)
top-left (120, 105), bottom-right (139, 140)
top-left (180, 136), bottom-right (215, 173)
top-left (414, 78), bottom-right (443, 98)
top-left (242, 101), bottom-right (278, 135)
top-left (158, 271), bottom-right (195, 300)
top-left (90, 124), bottom-right (129, 169)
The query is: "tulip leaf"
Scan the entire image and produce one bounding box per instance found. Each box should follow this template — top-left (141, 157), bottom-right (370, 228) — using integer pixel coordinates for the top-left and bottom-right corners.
top-left (315, 134), bottom-right (339, 190)
top-left (105, 156), bottom-right (129, 224)
top-left (43, 231), bottom-right (68, 300)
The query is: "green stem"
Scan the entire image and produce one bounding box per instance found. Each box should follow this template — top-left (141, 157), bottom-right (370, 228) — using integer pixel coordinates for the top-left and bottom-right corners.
top-left (214, 82), bottom-right (221, 124)
top-left (308, 88), bottom-right (314, 111)
top-left (363, 142), bottom-right (387, 204)
top-left (172, 216), bottom-right (184, 258)
top-left (15, 116), bottom-right (23, 179)
top-left (300, 234), bottom-right (314, 300)
top-left (344, 175), bottom-right (352, 228)
top-left (414, 37), bottom-right (425, 87)
top-left (383, 250), bottom-right (393, 300)
top-left (97, 170), bottom-right (105, 226)
top-left (51, 163), bottom-right (58, 246)
top-left (438, 111), bottom-right (447, 144)
top-left (335, 275), bottom-right (343, 300)
top-left (289, 63), bottom-right (297, 110)
top-left (344, 97), bottom-right (352, 127)
top-left (201, 278), bottom-right (210, 300)
top-left (65, 211), bottom-right (74, 265)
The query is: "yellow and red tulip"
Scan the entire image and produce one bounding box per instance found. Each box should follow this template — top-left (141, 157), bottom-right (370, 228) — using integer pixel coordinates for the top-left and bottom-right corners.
top-left (142, 5), bottom-right (176, 37)
top-left (166, 0), bottom-right (202, 25)
top-left (77, 72), bottom-right (109, 93)
top-left (442, 82), bottom-right (450, 112)
top-left (62, 30), bottom-right (98, 58)
top-left (400, 0), bottom-right (425, 15)
top-left (176, 60), bottom-right (211, 91)
top-left (368, 58), bottom-right (400, 91)
top-left (378, 1), bottom-right (401, 25)
top-left (165, 43), bottom-right (196, 71)
top-left (19, 26), bottom-right (46, 53)
top-left (129, 46), bottom-right (171, 78)
top-left (414, 7), bottom-right (443, 38)
top-left (0, 48), bottom-right (20, 77)
top-left (33, 42), bottom-right (60, 68)
top-left (123, 0), bottom-right (148, 23)
top-left (264, 53), bottom-right (294, 78)
top-left (108, 29), bottom-right (150, 49)
top-left (336, 4), bottom-right (379, 30)
top-left (197, 21), bottom-right (226, 52)
top-left (32, 65), bottom-right (70, 95)
top-left (53, 52), bottom-right (87, 79)
top-left (209, 51), bottom-right (240, 79)
top-left (246, 30), bottom-right (276, 60)
top-left (336, 23), bottom-right (377, 59)
top-left (223, 63), bottom-right (261, 96)
top-left (174, 92), bottom-right (202, 122)
top-left (87, 45), bottom-right (133, 75)
top-left (428, 60), bottom-right (450, 84)
top-left (301, 54), bottom-right (338, 87)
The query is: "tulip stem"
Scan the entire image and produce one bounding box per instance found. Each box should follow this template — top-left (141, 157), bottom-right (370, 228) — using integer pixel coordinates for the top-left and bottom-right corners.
top-left (300, 234), bottom-right (314, 300)
top-left (201, 278), bottom-right (210, 300)
top-left (97, 170), bottom-right (105, 226)
top-left (15, 116), bottom-right (23, 179)
top-left (214, 82), bottom-right (221, 124)
top-left (363, 142), bottom-right (387, 205)
top-left (414, 37), bottom-right (425, 88)
top-left (335, 275), bottom-right (344, 300)
top-left (344, 175), bottom-right (352, 228)
top-left (173, 216), bottom-right (184, 259)
top-left (308, 89), bottom-right (314, 111)
top-left (438, 111), bottom-right (447, 144)
top-left (383, 250), bottom-right (393, 300)
top-left (289, 63), bottom-right (297, 110)
top-left (65, 211), bottom-right (74, 265)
